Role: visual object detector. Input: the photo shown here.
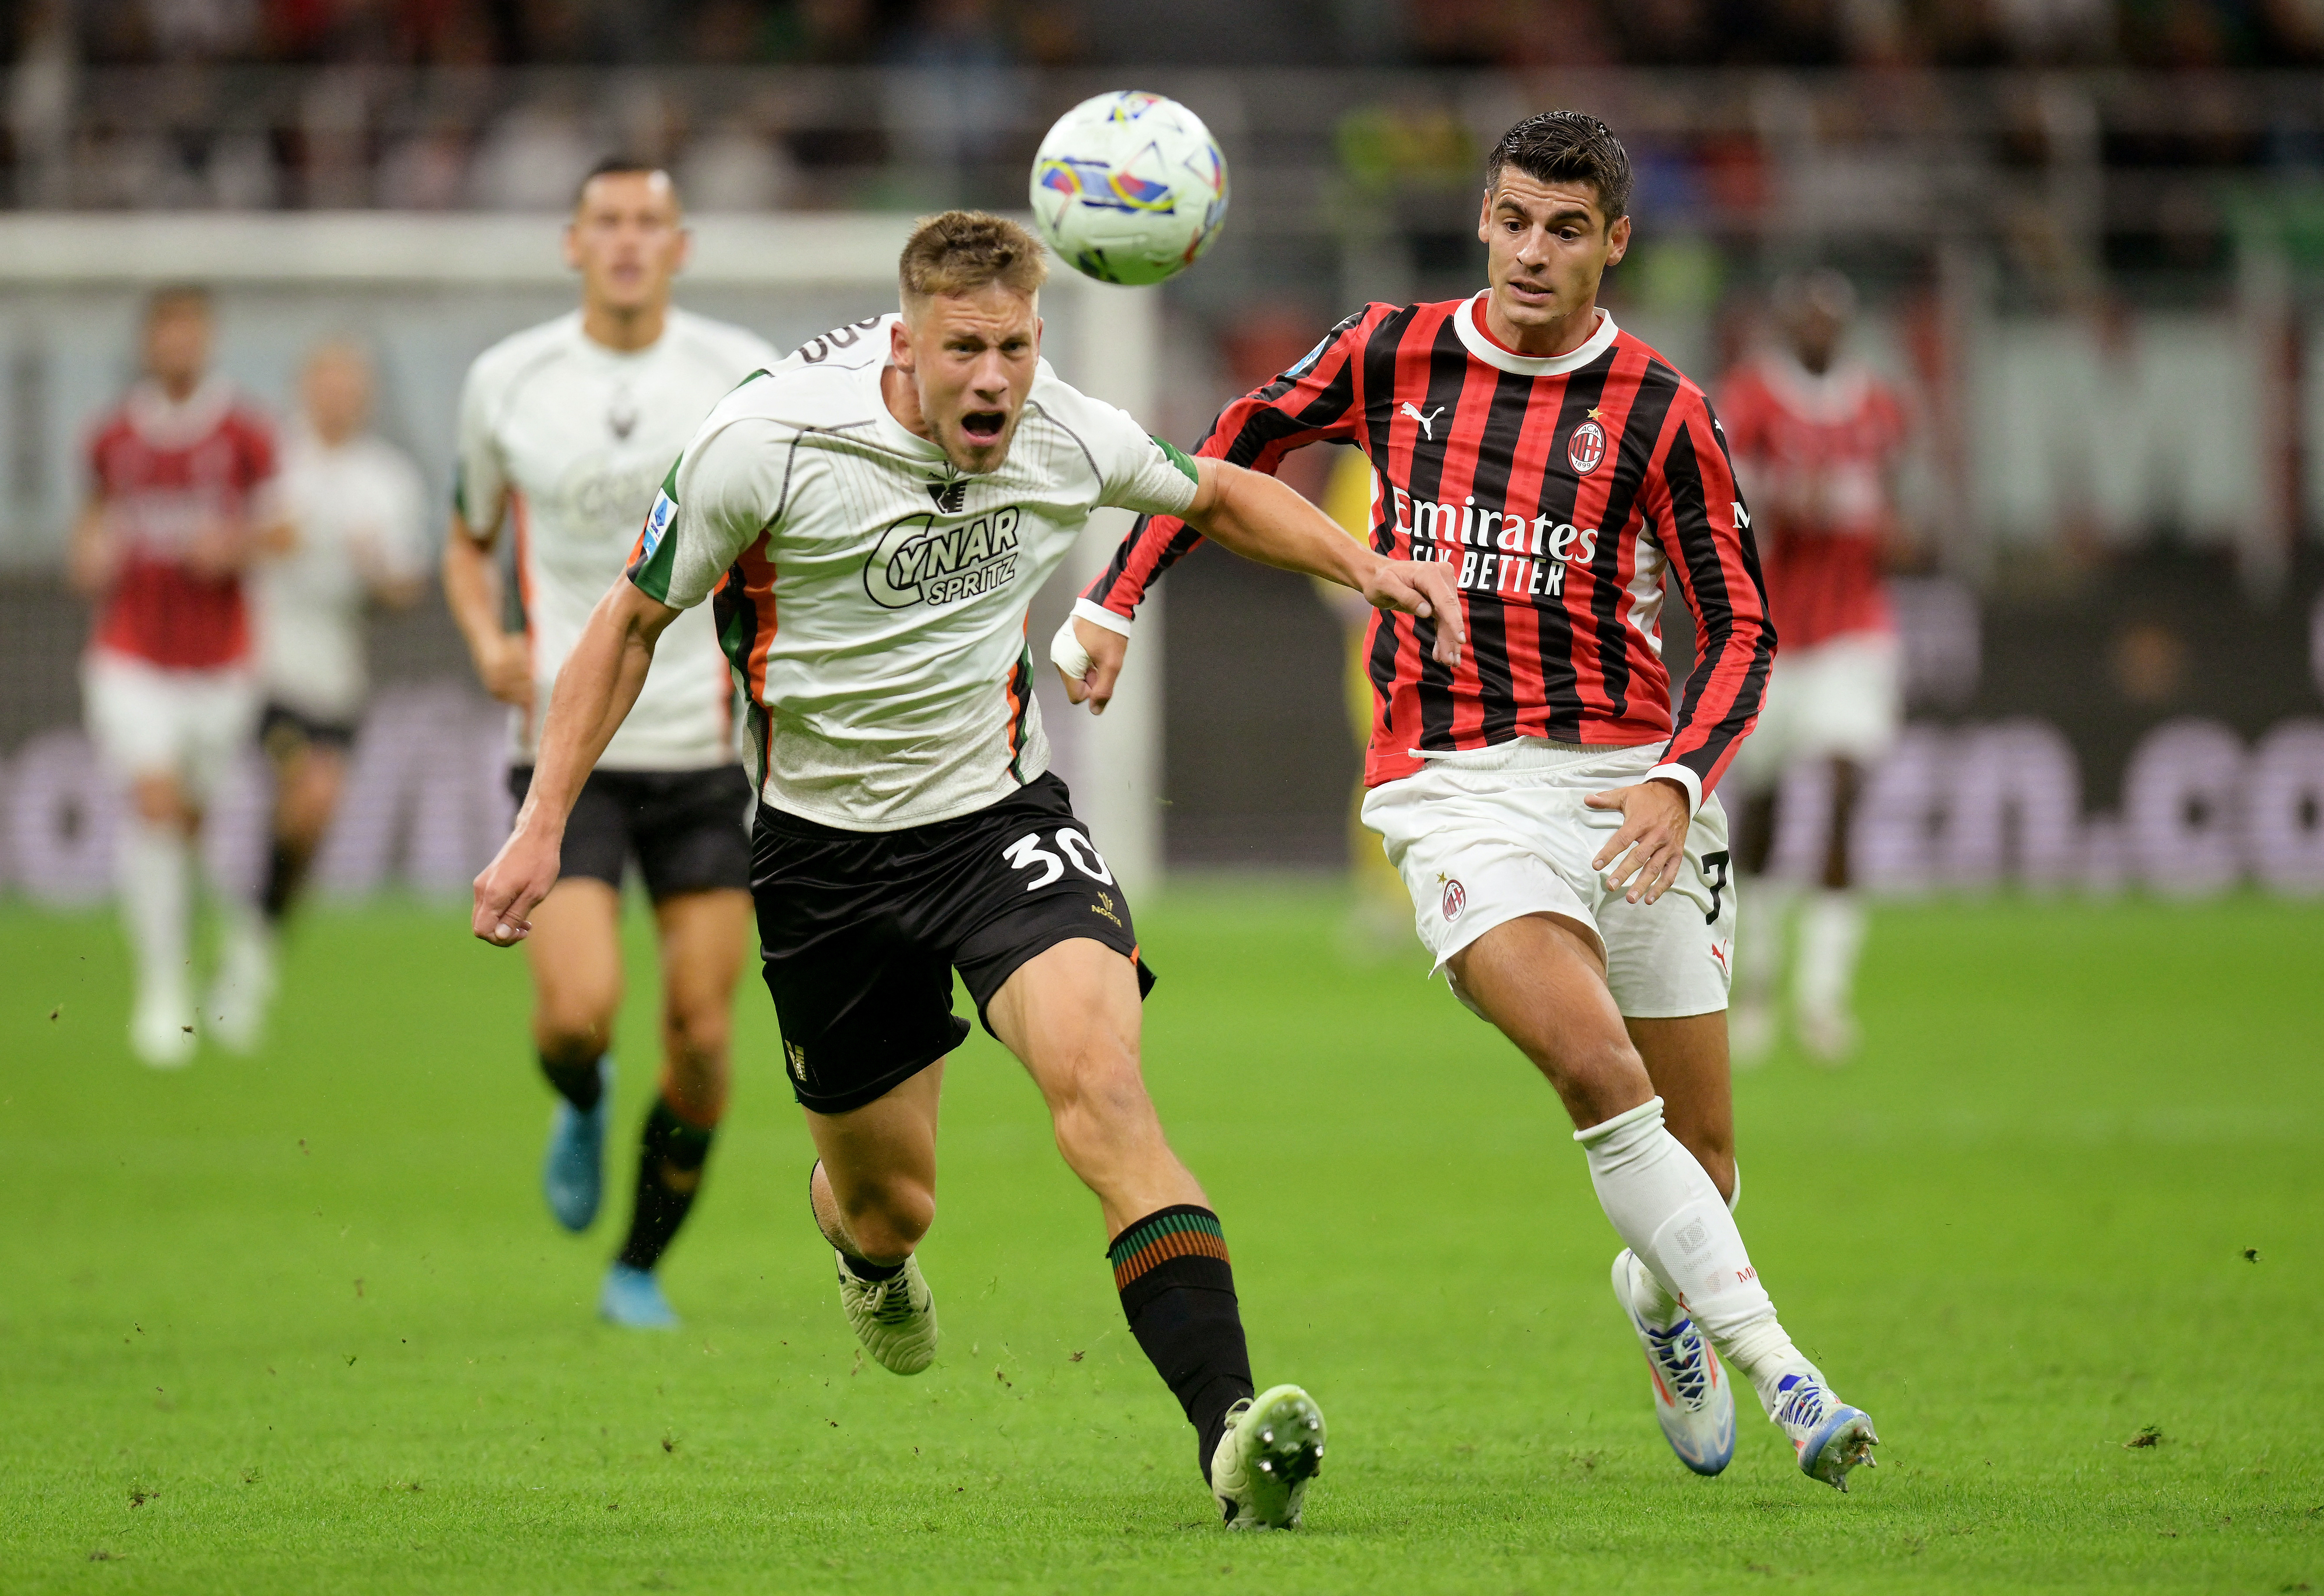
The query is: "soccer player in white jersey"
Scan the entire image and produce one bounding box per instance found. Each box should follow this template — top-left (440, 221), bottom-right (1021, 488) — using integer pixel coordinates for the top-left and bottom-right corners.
top-left (444, 158), bottom-right (780, 1330)
top-left (472, 211), bottom-right (1463, 1529)
top-left (234, 340), bottom-right (429, 1048)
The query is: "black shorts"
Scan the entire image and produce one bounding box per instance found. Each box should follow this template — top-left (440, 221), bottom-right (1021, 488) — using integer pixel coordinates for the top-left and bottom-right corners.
top-left (260, 701), bottom-right (359, 757)
top-left (752, 772), bottom-right (1154, 1115)
top-left (507, 763), bottom-right (754, 901)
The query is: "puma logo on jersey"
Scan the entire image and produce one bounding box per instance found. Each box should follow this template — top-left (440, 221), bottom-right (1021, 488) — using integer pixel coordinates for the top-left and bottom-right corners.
top-left (1400, 401), bottom-right (1446, 440)
top-left (926, 478), bottom-right (967, 514)
top-left (865, 505), bottom-right (1023, 610)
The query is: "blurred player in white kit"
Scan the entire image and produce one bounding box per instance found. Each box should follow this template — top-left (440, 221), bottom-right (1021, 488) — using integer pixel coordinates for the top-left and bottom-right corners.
top-left (1718, 270), bottom-right (1912, 1063)
top-left (239, 340), bottom-right (430, 1043)
top-left (444, 157), bottom-right (778, 1328)
top-left (70, 286), bottom-right (291, 1069)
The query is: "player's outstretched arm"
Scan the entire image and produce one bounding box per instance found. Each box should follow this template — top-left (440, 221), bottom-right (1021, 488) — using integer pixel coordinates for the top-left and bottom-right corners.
top-left (1056, 309), bottom-right (1380, 713)
top-left (1053, 457), bottom-right (1463, 707)
top-left (471, 580), bottom-right (678, 946)
top-left (1182, 457), bottom-right (1464, 669)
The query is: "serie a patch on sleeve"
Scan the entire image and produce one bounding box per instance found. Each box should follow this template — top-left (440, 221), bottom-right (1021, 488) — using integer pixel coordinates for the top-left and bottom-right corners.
top-left (641, 489), bottom-right (677, 558)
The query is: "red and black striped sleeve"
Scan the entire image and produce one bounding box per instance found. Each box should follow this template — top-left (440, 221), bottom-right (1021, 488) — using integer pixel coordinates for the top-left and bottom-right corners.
top-left (1641, 388), bottom-right (1776, 808)
top-left (1077, 305), bottom-right (1384, 622)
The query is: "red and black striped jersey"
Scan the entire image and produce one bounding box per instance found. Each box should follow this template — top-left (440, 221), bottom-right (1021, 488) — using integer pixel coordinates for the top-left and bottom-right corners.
top-left (1079, 292), bottom-right (1775, 807)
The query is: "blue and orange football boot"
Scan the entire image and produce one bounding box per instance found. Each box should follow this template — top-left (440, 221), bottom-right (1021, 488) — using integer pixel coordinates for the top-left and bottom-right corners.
top-left (1612, 1248), bottom-right (1738, 1476)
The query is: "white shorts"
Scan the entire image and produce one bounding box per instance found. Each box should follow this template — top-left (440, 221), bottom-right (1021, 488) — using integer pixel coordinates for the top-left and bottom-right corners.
top-left (1729, 631), bottom-right (1901, 790)
top-left (1360, 740), bottom-right (1736, 1020)
top-left (82, 650), bottom-right (260, 803)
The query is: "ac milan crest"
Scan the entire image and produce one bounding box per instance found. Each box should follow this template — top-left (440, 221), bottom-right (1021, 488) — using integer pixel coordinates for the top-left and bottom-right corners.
top-left (1567, 418), bottom-right (1606, 475)
top-left (1441, 879), bottom-right (1467, 922)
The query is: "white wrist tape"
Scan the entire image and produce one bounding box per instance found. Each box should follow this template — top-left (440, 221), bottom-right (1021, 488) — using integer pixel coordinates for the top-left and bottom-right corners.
top-left (1049, 615), bottom-right (1092, 681)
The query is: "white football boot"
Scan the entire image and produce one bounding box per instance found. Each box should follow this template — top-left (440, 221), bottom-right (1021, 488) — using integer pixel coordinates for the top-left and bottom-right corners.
top-left (835, 1251), bottom-right (938, 1375)
top-left (1769, 1369), bottom-right (1880, 1490)
top-left (205, 916), bottom-right (277, 1056)
top-left (1210, 1383), bottom-right (1327, 1529)
top-left (129, 988), bottom-right (197, 1070)
top-left (1612, 1249), bottom-right (1736, 1476)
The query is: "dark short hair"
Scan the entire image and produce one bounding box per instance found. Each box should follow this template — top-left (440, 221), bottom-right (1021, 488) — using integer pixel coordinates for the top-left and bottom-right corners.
top-left (899, 210), bottom-right (1049, 302)
top-left (574, 156), bottom-right (679, 211)
top-left (1485, 112), bottom-right (1633, 226)
top-left (145, 284), bottom-right (211, 323)
top-left (1773, 267), bottom-right (1858, 324)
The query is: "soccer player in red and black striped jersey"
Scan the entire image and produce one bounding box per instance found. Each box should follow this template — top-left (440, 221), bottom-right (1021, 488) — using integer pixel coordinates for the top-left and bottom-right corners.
top-left (1718, 270), bottom-right (1912, 1065)
top-left (1051, 113), bottom-right (1881, 1490)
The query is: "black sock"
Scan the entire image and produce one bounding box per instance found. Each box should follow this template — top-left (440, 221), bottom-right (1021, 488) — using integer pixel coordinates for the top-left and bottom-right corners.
top-left (806, 1163), bottom-right (904, 1280)
top-left (1108, 1205), bottom-right (1255, 1480)
top-left (540, 1053), bottom-right (606, 1114)
top-left (615, 1097), bottom-right (716, 1272)
top-left (260, 839), bottom-right (305, 924)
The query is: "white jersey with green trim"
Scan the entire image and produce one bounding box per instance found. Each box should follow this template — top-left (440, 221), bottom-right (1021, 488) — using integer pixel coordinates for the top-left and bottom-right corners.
top-left (626, 312), bottom-right (1200, 832)
top-left (454, 308), bottom-right (780, 770)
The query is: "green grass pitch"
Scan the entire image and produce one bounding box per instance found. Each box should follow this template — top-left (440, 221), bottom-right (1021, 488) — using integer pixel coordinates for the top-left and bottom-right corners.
top-left (1, 886), bottom-right (2318, 1592)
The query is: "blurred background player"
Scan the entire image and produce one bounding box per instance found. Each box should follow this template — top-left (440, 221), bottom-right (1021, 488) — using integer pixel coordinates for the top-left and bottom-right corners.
top-left (1718, 271), bottom-right (1912, 1065)
top-left (444, 157), bottom-right (778, 1328)
top-left (68, 286), bottom-right (289, 1069)
top-left (240, 339), bottom-right (429, 1046)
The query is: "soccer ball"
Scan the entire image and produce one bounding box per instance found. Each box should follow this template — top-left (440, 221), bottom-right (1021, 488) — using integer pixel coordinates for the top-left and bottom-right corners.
top-left (1028, 91), bottom-right (1229, 287)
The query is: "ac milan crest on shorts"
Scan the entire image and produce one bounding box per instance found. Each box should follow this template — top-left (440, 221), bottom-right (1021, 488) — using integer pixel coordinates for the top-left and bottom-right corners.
top-left (1364, 740), bottom-right (1736, 1021)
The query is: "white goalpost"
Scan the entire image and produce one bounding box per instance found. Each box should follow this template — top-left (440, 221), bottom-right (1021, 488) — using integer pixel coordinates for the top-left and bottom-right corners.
top-left (0, 211), bottom-right (1166, 898)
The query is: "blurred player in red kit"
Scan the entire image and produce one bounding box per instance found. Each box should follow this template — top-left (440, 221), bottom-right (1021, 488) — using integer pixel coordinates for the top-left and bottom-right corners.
top-left (1717, 270), bottom-right (1911, 1064)
top-left (69, 286), bottom-right (291, 1068)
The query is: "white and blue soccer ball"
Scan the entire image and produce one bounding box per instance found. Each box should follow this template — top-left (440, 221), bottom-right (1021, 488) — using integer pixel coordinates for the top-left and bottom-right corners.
top-left (1029, 91), bottom-right (1229, 287)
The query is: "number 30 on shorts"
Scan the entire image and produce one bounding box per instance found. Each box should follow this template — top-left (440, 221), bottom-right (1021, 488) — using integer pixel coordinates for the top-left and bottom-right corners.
top-left (1003, 829), bottom-right (1115, 890)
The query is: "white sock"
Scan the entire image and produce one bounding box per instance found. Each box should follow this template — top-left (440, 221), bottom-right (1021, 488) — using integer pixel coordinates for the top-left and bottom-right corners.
top-left (214, 893), bottom-right (275, 984)
top-left (1627, 1158), bottom-right (1743, 1328)
top-left (1581, 1099), bottom-right (1813, 1414)
top-left (120, 820), bottom-right (192, 1017)
top-left (1795, 891), bottom-right (1866, 1019)
top-left (1736, 876), bottom-right (1795, 1010)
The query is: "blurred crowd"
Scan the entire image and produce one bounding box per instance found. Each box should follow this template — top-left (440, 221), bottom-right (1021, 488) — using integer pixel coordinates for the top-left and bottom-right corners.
top-left (13, 0), bottom-right (2321, 77)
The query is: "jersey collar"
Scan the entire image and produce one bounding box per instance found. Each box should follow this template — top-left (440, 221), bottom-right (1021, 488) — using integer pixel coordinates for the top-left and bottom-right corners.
top-left (1759, 350), bottom-right (1872, 422)
top-left (125, 375), bottom-right (233, 448)
top-left (1455, 292), bottom-right (1619, 378)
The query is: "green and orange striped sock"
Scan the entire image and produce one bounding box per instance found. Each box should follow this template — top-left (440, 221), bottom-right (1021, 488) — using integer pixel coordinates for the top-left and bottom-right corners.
top-left (1108, 1205), bottom-right (1254, 1479)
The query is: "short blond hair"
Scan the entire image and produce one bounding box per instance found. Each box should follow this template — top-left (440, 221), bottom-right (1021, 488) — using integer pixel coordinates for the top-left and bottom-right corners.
top-left (899, 210), bottom-right (1049, 302)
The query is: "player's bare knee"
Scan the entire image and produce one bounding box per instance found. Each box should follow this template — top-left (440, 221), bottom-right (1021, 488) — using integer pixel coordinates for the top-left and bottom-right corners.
top-left (131, 775), bottom-right (191, 830)
top-left (1550, 1034), bottom-right (1654, 1122)
top-left (662, 999), bottom-right (731, 1075)
top-left (535, 1008), bottom-right (616, 1065)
